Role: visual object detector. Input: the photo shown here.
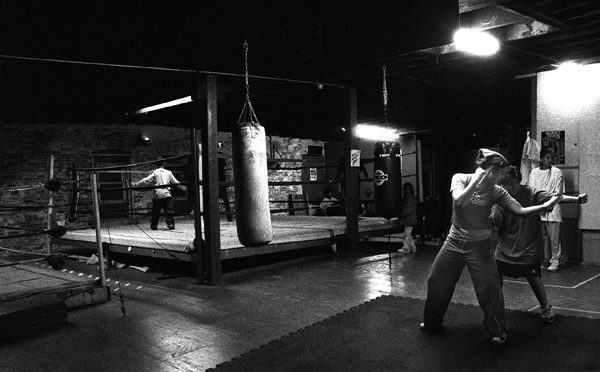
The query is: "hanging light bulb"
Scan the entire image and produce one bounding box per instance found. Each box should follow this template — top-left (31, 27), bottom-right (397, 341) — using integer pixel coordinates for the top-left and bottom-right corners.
top-left (454, 29), bottom-right (500, 56)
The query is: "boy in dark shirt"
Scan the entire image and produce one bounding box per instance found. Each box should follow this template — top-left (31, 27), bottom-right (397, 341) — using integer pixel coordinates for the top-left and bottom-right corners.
top-left (492, 166), bottom-right (587, 323)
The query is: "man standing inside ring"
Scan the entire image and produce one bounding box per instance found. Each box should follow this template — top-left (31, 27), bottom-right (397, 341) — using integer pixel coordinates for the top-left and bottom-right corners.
top-left (133, 159), bottom-right (180, 230)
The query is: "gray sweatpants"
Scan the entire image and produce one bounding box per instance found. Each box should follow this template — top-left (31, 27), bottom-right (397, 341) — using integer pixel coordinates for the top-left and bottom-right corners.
top-left (423, 236), bottom-right (506, 337)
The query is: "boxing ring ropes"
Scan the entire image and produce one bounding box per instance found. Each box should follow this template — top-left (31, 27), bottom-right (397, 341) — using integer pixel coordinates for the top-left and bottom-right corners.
top-left (1, 151), bottom-right (399, 289)
top-left (5, 133), bottom-right (399, 290)
top-left (0, 159), bottom-right (113, 313)
top-left (46, 151), bottom-right (399, 277)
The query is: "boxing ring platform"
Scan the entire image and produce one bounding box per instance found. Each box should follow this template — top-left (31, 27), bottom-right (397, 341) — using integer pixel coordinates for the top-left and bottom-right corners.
top-left (50, 215), bottom-right (401, 262)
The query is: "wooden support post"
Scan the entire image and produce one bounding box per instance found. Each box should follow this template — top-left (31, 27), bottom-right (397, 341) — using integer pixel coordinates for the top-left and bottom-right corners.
top-left (288, 194), bottom-right (295, 216)
top-left (46, 154), bottom-right (54, 254)
top-left (344, 87), bottom-right (359, 252)
top-left (303, 194), bottom-right (310, 215)
top-left (90, 173), bottom-right (107, 287)
top-left (200, 74), bottom-right (222, 285)
top-left (68, 163), bottom-right (79, 222)
top-left (190, 127), bottom-right (204, 284)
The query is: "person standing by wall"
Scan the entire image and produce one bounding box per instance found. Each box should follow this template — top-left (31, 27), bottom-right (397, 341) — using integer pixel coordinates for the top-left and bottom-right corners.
top-left (420, 149), bottom-right (559, 344)
top-left (398, 182), bottom-right (418, 253)
top-left (528, 148), bottom-right (564, 272)
top-left (492, 166), bottom-right (587, 324)
top-left (133, 159), bottom-right (180, 230)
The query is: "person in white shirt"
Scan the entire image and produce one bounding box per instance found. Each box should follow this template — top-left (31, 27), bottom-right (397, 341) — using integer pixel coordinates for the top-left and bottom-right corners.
top-left (319, 188), bottom-right (339, 216)
top-left (133, 159), bottom-right (180, 230)
top-left (528, 148), bottom-right (564, 272)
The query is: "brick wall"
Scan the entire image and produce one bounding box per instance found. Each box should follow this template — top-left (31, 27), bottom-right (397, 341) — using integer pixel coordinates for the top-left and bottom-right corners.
top-left (0, 123), bottom-right (152, 252)
top-left (266, 136), bottom-right (324, 212)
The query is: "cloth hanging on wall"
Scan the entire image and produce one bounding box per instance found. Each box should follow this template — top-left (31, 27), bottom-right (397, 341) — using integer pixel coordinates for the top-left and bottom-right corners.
top-left (520, 132), bottom-right (541, 185)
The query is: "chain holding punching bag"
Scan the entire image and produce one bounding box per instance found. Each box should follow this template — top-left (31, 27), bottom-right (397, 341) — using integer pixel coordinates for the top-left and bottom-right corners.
top-left (232, 121), bottom-right (272, 246)
top-left (374, 141), bottom-right (402, 219)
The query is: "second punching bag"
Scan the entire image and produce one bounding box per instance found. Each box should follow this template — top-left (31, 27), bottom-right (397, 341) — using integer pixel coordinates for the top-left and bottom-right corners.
top-left (232, 121), bottom-right (273, 246)
top-left (374, 141), bottom-right (402, 219)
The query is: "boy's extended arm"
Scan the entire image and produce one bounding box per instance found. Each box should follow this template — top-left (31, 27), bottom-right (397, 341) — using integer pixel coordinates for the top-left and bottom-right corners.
top-left (559, 193), bottom-right (587, 204)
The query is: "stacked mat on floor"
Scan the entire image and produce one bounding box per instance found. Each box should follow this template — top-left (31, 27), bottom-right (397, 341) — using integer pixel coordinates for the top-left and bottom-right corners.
top-left (0, 293), bottom-right (67, 341)
top-left (209, 295), bottom-right (600, 372)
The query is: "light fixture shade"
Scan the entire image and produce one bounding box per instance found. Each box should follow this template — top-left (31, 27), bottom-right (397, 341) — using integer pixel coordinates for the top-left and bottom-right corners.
top-left (454, 29), bottom-right (500, 56)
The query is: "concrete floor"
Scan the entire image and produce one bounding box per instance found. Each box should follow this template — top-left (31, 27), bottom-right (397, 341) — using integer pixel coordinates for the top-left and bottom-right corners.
top-left (1, 243), bottom-right (599, 372)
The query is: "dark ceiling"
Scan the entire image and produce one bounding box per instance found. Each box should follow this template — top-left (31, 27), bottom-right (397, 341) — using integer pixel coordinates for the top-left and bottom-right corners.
top-left (1, 0), bottom-right (600, 142)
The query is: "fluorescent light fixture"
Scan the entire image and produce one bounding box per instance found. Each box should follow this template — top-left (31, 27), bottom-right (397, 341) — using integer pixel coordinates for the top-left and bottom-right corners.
top-left (130, 95), bottom-right (193, 115)
top-left (355, 124), bottom-right (398, 141)
top-left (557, 61), bottom-right (579, 71)
top-left (454, 29), bottom-right (500, 56)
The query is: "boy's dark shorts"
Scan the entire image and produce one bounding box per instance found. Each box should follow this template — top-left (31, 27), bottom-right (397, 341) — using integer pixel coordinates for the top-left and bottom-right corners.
top-left (497, 260), bottom-right (542, 279)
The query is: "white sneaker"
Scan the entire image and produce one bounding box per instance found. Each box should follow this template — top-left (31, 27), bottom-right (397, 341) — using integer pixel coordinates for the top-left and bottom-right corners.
top-left (398, 247), bottom-right (411, 253)
top-left (547, 264), bottom-right (559, 272)
top-left (407, 238), bottom-right (417, 252)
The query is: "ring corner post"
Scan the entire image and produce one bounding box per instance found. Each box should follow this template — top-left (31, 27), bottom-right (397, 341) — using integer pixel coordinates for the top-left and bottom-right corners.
top-left (90, 172), bottom-right (107, 287)
top-left (201, 74), bottom-right (222, 285)
top-left (344, 87), bottom-right (359, 253)
top-left (46, 154), bottom-right (54, 254)
top-left (190, 126), bottom-right (205, 285)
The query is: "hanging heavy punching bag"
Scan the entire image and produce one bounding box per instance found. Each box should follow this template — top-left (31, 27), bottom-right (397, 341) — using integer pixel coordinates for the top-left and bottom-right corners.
top-left (232, 121), bottom-right (273, 246)
top-left (374, 141), bottom-right (402, 219)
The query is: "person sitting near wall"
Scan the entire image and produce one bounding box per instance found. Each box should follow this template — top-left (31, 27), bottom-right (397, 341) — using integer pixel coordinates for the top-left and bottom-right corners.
top-left (318, 188), bottom-right (340, 216)
top-left (133, 159), bottom-right (180, 230)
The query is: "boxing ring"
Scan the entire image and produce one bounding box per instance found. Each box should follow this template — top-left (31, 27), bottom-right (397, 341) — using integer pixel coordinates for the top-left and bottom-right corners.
top-left (44, 134), bottom-right (398, 285)
top-left (2, 78), bottom-right (397, 289)
top-left (50, 215), bottom-right (401, 261)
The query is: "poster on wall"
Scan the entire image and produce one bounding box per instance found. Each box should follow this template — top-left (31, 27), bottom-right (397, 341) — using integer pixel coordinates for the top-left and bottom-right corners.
top-left (541, 130), bottom-right (565, 165)
top-left (350, 149), bottom-right (361, 167)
